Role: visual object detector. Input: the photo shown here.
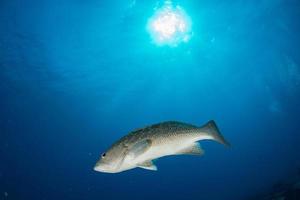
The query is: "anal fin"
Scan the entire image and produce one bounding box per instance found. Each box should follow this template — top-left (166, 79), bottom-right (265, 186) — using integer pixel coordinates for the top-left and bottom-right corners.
top-left (137, 160), bottom-right (157, 171)
top-left (176, 142), bottom-right (204, 156)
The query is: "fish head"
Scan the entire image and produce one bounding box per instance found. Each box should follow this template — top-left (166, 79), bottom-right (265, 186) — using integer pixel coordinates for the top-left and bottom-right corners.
top-left (94, 143), bottom-right (131, 173)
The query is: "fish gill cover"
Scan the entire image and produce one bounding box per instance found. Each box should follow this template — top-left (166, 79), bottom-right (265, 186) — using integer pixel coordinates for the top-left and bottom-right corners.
top-left (0, 0), bottom-right (300, 200)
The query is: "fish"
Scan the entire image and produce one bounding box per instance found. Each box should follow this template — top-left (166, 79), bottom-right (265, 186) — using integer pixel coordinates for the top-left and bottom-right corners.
top-left (94, 120), bottom-right (230, 173)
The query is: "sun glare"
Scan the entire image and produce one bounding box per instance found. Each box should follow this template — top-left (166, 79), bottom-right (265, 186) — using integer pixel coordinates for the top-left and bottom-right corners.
top-left (147, 1), bottom-right (192, 46)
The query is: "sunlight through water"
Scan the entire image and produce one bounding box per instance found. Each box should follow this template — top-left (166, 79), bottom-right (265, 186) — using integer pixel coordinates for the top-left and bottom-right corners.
top-left (147, 1), bottom-right (192, 46)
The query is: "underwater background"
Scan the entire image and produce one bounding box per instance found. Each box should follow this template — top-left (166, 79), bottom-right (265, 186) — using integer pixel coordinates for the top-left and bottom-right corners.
top-left (1, 0), bottom-right (300, 199)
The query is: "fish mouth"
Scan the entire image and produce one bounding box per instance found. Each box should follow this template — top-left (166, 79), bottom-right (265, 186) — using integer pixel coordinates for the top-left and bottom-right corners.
top-left (93, 163), bottom-right (105, 172)
top-left (94, 167), bottom-right (116, 173)
top-left (93, 163), bottom-right (115, 173)
top-left (94, 166), bottom-right (106, 173)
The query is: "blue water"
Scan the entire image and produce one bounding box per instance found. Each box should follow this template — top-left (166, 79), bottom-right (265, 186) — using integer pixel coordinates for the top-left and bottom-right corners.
top-left (1, 0), bottom-right (300, 199)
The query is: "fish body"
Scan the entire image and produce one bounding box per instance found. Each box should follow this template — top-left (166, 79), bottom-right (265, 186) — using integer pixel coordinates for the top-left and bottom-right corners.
top-left (94, 120), bottom-right (230, 173)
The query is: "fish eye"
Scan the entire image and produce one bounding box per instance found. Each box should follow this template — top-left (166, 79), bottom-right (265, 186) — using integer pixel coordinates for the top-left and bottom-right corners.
top-left (101, 153), bottom-right (106, 158)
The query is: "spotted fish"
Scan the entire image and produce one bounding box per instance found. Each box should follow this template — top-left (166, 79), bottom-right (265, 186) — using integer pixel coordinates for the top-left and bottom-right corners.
top-left (94, 120), bottom-right (230, 173)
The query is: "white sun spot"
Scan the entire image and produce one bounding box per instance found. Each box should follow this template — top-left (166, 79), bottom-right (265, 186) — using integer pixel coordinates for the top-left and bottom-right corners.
top-left (147, 2), bottom-right (192, 46)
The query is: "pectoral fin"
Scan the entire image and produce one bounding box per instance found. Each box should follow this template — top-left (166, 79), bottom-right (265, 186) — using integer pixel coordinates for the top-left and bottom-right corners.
top-left (138, 160), bottom-right (157, 171)
top-left (128, 139), bottom-right (152, 158)
top-left (176, 142), bottom-right (204, 156)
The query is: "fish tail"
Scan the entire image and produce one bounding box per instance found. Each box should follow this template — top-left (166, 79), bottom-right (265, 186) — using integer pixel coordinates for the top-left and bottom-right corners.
top-left (201, 120), bottom-right (231, 147)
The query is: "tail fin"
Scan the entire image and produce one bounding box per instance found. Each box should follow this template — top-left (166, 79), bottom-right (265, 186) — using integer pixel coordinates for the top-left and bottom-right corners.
top-left (201, 120), bottom-right (231, 147)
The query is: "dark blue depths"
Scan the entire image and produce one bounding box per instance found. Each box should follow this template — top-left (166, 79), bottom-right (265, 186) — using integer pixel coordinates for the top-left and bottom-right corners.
top-left (1, 0), bottom-right (300, 199)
